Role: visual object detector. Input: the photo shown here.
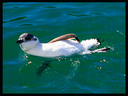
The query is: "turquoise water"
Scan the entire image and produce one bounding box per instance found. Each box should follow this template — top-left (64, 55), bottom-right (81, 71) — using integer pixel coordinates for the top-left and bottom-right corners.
top-left (3, 2), bottom-right (125, 93)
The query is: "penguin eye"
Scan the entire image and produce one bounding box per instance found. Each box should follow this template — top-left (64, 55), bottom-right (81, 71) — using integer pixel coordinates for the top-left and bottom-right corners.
top-left (34, 38), bottom-right (37, 41)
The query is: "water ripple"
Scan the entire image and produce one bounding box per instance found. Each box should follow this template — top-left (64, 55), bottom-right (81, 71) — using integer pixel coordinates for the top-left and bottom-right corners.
top-left (3, 16), bottom-right (27, 23)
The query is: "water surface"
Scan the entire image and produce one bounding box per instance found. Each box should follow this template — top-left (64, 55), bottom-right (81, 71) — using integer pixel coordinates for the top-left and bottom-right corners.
top-left (3, 2), bottom-right (125, 93)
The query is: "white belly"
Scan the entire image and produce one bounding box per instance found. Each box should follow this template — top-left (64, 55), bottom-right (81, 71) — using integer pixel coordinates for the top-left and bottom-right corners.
top-left (42, 40), bottom-right (85, 57)
top-left (25, 39), bottom-right (99, 57)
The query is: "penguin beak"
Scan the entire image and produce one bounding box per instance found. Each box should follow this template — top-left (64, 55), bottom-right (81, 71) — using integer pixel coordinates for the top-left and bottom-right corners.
top-left (16, 40), bottom-right (24, 44)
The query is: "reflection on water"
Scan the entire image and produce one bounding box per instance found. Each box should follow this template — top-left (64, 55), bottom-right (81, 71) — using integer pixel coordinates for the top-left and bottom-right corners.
top-left (17, 51), bottom-right (82, 91)
top-left (36, 61), bottom-right (51, 77)
top-left (18, 51), bottom-right (81, 78)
